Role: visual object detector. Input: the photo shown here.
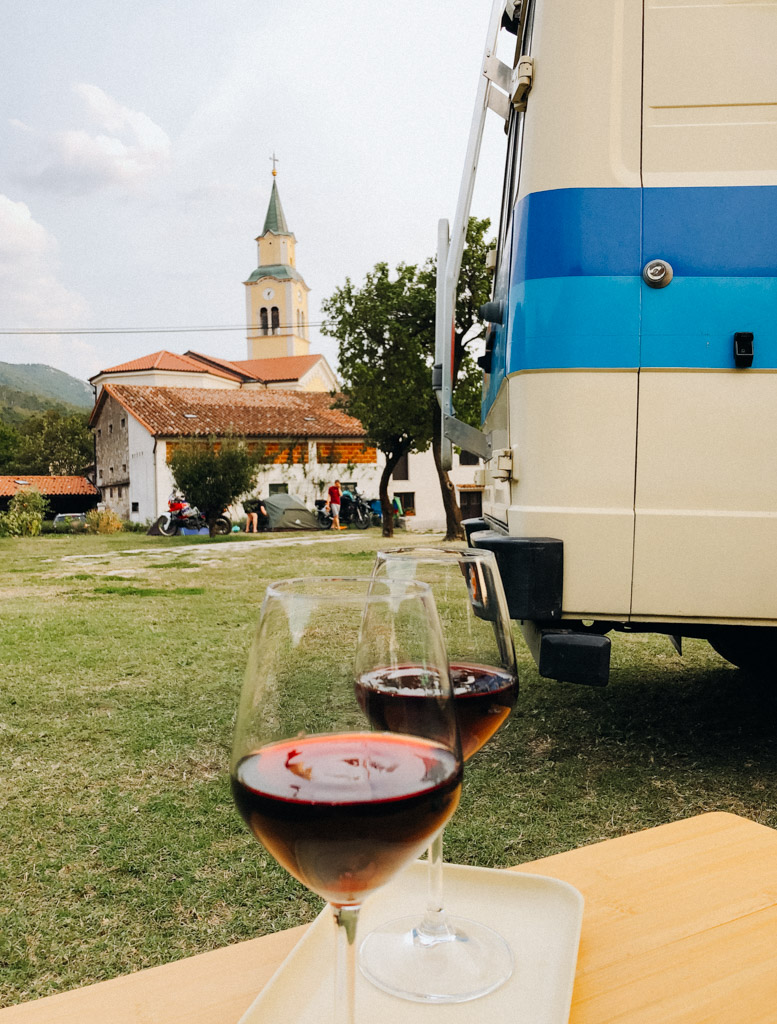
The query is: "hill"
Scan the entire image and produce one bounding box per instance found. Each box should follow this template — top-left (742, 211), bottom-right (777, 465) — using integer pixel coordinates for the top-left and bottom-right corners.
top-left (0, 362), bottom-right (93, 422)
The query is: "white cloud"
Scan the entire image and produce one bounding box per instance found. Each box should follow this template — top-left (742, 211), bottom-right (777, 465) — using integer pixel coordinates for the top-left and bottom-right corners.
top-left (17, 84), bottom-right (171, 195)
top-left (0, 194), bottom-right (98, 380)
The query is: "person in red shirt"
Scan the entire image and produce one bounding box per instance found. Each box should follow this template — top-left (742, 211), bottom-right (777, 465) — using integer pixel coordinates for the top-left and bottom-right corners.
top-left (326, 480), bottom-right (344, 530)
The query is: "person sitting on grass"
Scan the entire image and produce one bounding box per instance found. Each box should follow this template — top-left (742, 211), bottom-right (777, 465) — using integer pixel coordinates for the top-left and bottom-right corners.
top-left (243, 497), bottom-right (266, 533)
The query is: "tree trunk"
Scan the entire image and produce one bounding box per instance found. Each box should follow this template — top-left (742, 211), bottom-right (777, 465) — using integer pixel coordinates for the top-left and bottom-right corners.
top-left (432, 412), bottom-right (464, 541)
top-left (379, 450), bottom-right (403, 538)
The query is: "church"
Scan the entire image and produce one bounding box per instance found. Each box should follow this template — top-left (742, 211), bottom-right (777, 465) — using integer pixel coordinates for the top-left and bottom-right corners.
top-left (89, 171), bottom-right (481, 528)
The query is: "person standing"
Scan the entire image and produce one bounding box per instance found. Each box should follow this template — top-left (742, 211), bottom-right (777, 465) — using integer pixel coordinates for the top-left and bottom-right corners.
top-left (326, 479), bottom-right (344, 530)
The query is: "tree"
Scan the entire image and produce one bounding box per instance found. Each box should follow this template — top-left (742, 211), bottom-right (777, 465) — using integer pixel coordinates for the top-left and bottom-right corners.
top-left (168, 438), bottom-right (260, 533)
top-left (322, 217), bottom-right (492, 538)
top-left (0, 422), bottom-right (21, 473)
top-left (322, 262), bottom-right (435, 536)
top-left (14, 411), bottom-right (93, 475)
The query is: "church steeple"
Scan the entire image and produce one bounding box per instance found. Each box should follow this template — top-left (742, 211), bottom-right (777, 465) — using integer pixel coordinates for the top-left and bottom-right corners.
top-left (262, 178), bottom-right (290, 236)
top-left (243, 163), bottom-right (311, 360)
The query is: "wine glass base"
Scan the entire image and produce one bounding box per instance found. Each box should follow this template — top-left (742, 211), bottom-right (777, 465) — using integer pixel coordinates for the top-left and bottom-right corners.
top-left (358, 913), bottom-right (514, 1003)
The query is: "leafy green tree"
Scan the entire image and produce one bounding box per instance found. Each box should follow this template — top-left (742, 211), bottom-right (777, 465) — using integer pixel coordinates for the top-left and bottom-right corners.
top-left (15, 411), bottom-right (93, 475)
top-left (322, 216), bottom-right (492, 538)
top-left (0, 421), bottom-right (21, 473)
top-left (168, 438), bottom-right (260, 533)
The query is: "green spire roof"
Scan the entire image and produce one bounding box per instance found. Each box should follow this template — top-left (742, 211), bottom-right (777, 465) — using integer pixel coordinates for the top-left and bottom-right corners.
top-left (262, 179), bottom-right (290, 235)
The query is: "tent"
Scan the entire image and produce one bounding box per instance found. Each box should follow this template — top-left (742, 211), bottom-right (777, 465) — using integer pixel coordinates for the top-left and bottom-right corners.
top-left (263, 493), bottom-right (320, 531)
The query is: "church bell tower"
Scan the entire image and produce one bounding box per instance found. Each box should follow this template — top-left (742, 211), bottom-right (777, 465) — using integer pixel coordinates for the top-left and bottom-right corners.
top-left (244, 161), bottom-right (311, 359)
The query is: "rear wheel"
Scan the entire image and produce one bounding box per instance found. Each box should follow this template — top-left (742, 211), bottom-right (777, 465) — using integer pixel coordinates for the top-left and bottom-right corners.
top-left (212, 516), bottom-right (231, 536)
top-left (708, 627), bottom-right (777, 676)
top-left (317, 510), bottom-right (332, 530)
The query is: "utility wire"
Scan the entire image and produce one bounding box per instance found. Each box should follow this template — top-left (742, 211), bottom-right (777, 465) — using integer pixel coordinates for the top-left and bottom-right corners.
top-left (0, 322), bottom-right (328, 336)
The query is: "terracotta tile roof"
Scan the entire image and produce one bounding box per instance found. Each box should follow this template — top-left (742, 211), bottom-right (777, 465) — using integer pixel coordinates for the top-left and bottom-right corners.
top-left (94, 350), bottom-right (240, 381)
top-left (0, 476), bottom-right (98, 497)
top-left (103, 384), bottom-right (365, 439)
top-left (184, 351), bottom-right (326, 383)
top-left (232, 355), bottom-right (325, 382)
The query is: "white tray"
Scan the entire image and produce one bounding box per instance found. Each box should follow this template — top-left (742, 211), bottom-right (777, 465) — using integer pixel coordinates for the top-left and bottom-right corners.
top-left (239, 861), bottom-right (583, 1024)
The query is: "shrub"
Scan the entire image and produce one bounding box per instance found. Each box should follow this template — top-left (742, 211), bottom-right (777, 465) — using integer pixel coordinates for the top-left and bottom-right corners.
top-left (0, 488), bottom-right (49, 537)
top-left (121, 520), bottom-right (150, 533)
top-left (85, 508), bottom-right (123, 534)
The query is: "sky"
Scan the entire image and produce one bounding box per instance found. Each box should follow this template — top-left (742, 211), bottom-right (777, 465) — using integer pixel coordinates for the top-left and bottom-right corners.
top-left (0, 1), bottom-right (512, 385)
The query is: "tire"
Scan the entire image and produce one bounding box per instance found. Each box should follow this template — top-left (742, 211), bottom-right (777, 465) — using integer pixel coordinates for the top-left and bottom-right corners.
top-left (317, 510), bottom-right (332, 530)
top-left (212, 516), bottom-right (231, 536)
top-left (708, 627), bottom-right (777, 677)
top-left (157, 514), bottom-right (178, 537)
top-left (354, 505), bottom-right (370, 529)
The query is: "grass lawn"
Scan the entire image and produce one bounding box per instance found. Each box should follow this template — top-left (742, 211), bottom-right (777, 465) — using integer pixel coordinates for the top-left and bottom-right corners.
top-left (2, 528), bottom-right (777, 1006)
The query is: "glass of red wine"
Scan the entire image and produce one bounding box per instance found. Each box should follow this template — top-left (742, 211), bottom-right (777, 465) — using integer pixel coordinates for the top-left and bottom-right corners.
top-left (230, 576), bottom-right (462, 1024)
top-left (358, 547), bottom-right (518, 1003)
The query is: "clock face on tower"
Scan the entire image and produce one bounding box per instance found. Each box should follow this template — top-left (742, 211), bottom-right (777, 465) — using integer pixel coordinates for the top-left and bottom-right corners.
top-left (263, 287), bottom-right (275, 300)
top-left (297, 289), bottom-right (302, 302)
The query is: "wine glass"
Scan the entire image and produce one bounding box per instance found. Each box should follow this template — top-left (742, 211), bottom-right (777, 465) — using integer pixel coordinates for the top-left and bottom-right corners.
top-left (230, 576), bottom-right (462, 1024)
top-left (358, 547), bottom-right (518, 1003)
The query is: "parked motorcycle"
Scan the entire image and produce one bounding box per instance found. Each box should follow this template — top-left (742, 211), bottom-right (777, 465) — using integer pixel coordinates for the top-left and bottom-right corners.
top-left (155, 493), bottom-right (231, 536)
top-left (315, 486), bottom-right (371, 530)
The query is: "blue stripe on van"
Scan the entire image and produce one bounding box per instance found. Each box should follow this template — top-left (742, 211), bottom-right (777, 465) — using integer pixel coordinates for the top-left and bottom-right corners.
top-left (486, 185), bottom-right (777, 395)
top-left (512, 186), bottom-right (777, 280)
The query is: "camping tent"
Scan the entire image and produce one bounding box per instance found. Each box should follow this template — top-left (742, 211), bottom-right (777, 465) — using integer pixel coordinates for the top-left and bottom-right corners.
top-left (263, 493), bottom-right (320, 531)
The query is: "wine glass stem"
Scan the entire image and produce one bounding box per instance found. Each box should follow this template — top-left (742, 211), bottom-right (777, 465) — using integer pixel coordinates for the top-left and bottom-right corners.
top-left (417, 828), bottom-right (455, 941)
top-left (333, 904), bottom-right (360, 1024)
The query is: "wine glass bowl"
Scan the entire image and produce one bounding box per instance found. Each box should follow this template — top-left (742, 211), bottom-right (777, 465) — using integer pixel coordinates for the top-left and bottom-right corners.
top-left (359, 547), bottom-right (518, 1003)
top-left (230, 576), bottom-right (462, 1023)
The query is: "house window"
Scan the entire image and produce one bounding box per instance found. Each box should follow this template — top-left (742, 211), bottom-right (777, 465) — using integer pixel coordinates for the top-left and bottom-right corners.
top-left (268, 483), bottom-right (288, 495)
top-left (109, 423), bottom-right (113, 435)
top-left (120, 417), bottom-right (125, 429)
top-left (131, 502), bottom-right (139, 513)
top-left (98, 470), bottom-right (103, 481)
top-left (392, 453), bottom-right (409, 480)
top-left (459, 489), bottom-right (483, 519)
top-left (394, 491), bottom-right (415, 515)
top-left (459, 450), bottom-right (480, 466)
top-left (271, 306), bottom-right (280, 333)
top-left (117, 486), bottom-right (122, 498)
top-left (122, 464), bottom-right (126, 473)
top-left (97, 429), bottom-right (101, 438)
top-left (260, 307), bottom-right (269, 335)
top-left (109, 487), bottom-right (114, 498)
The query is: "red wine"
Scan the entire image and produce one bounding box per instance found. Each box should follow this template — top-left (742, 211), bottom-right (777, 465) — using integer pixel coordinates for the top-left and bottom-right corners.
top-left (357, 664), bottom-right (517, 761)
top-left (232, 732), bottom-right (461, 906)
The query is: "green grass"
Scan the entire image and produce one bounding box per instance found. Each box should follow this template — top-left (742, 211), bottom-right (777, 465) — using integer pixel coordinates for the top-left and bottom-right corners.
top-left (1, 529), bottom-right (775, 1006)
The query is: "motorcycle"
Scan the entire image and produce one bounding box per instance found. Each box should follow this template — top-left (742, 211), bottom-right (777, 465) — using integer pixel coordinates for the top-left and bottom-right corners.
top-left (315, 486), bottom-right (371, 530)
top-left (156, 493), bottom-right (231, 536)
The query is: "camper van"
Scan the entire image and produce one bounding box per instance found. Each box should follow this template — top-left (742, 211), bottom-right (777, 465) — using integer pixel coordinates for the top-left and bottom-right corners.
top-left (435, 0), bottom-right (777, 683)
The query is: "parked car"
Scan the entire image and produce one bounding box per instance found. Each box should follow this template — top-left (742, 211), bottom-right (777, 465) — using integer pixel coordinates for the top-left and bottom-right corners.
top-left (53, 512), bottom-right (88, 528)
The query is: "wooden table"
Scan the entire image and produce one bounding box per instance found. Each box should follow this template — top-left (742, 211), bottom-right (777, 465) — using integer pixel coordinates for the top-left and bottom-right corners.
top-left (3, 812), bottom-right (777, 1023)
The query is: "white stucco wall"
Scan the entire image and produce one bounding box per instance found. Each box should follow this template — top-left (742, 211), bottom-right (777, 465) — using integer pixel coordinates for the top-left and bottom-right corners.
top-left (126, 415), bottom-right (160, 523)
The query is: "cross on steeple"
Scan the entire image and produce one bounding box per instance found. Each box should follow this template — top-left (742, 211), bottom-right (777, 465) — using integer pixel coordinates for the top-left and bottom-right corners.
top-left (270, 152), bottom-right (279, 176)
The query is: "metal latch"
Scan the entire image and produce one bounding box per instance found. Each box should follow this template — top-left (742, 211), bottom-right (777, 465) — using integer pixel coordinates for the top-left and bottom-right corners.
top-left (512, 55), bottom-right (534, 110)
top-left (491, 447), bottom-right (513, 481)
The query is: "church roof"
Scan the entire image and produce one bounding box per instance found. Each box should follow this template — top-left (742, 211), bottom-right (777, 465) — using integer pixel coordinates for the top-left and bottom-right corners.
top-left (232, 355), bottom-right (326, 383)
top-left (244, 264), bottom-right (305, 284)
top-left (262, 179), bottom-right (290, 235)
top-left (184, 352), bottom-right (325, 384)
top-left (93, 384), bottom-right (364, 439)
top-left (93, 350), bottom-right (241, 381)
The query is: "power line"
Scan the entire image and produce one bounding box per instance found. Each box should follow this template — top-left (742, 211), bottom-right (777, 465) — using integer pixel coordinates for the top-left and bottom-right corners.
top-left (0, 322), bottom-right (327, 337)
